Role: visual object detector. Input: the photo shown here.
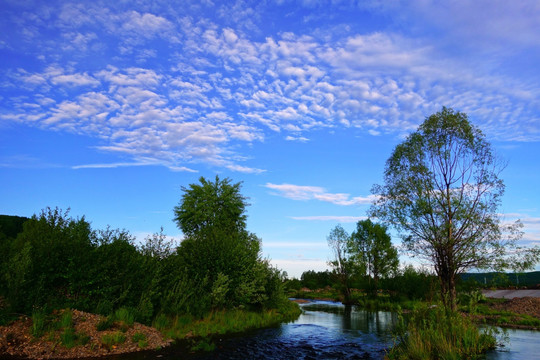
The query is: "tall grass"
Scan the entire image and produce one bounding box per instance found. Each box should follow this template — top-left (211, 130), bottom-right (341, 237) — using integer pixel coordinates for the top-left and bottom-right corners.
top-left (387, 305), bottom-right (497, 360)
top-left (114, 307), bottom-right (135, 326)
top-left (160, 300), bottom-right (301, 341)
top-left (31, 308), bottom-right (47, 338)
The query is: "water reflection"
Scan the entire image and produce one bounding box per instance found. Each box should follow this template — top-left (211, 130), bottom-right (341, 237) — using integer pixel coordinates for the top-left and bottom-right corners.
top-left (179, 301), bottom-right (396, 359)
top-left (98, 300), bottom-right (539, 360)
top-left (485, 328), bottom-right (540, 360)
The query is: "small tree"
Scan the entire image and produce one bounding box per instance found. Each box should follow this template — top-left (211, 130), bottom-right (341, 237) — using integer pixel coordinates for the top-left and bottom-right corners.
top-left (349, 219), bottom-right (399, 295)
top-left (371, 107), bottom-right (539, 310)
top-left (327, 224), bottom-right (353, 303)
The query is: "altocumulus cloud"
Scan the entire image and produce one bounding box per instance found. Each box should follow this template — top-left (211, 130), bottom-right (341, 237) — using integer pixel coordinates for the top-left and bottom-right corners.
top-left (1, 0), bottom-right (540, 172)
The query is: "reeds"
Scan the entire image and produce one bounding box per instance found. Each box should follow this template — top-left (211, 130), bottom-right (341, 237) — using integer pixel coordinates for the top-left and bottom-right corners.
top-left (387, 305), bottom-right (497, 360)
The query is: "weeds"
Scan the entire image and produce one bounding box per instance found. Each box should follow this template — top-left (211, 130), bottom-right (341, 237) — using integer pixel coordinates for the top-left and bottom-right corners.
top-left (131, 331), bottom-right (146, 342)
top-left (60, 327), bottom-right (77, 349)
top-left (96, 316), bottom-right (114, 331)
top-left (101, 331), bottom-right (126, 350)
top-left (115, 307), bottom-right (135, 326)
top-left (31, 308), bottom-right (47, 338)
top-left (387, 305), bottom-right (497, 359)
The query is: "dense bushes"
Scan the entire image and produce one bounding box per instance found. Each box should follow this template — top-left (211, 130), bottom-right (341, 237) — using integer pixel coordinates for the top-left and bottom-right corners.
top-left (0, 177), bottom-right (292, 327)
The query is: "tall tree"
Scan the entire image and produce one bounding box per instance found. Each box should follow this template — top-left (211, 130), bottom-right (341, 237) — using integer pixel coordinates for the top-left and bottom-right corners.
top-left (174, 175), bottom-right (247, 238)
top-left (371, 107), bottom-right (538, 310)
top-left (173, 176), bottom-right (265, 312)
top-left (327, 224), bottom-right (353, 303)
top-left (349, 219), bottom-right (399, 294)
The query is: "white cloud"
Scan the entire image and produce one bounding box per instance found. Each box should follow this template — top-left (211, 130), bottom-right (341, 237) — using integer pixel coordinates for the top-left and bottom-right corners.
top-left (291, 216), bottom-right (367, 223)
top-left (265, 183), bottom-right (376, 205)
top-left (3, 0), bottom-right (540, 175)
top-left (285, 135), bottom-right (309, 142)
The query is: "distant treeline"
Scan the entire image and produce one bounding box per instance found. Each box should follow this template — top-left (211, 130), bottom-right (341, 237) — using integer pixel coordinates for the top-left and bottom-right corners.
top-left (285, 268), bottom-right (540, 300)
top-left (287, 267), bottom-right (439, 301)
top-left (460, 271), bottom-right (540, 288)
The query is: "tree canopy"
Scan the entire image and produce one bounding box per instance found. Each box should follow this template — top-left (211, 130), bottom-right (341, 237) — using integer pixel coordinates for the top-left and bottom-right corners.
top-left (371, 107), bottom-right (539, 309)
top-left (174, 175), bottom-right (247, 238)
top-left (327, 224), bottom-right (353, 302)
top-left (173, 176), bottom-right (284, 314)
top-left (349, 219), bottom-right (399, 293)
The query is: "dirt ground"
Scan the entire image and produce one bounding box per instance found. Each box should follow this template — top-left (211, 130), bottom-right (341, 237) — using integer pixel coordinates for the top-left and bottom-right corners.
top-left (0, 309), bottom-right (172, 359)
top-left (488, 296), bottom-right (540, 319)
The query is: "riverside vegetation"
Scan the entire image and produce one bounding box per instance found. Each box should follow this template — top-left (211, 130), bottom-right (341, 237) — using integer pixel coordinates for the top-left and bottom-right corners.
top-left (0, 176), bottom-right (300, 358)
top-left (287, 268), bottom-right (540, 359)
top-left (296, 108), bottom-right (539, 359)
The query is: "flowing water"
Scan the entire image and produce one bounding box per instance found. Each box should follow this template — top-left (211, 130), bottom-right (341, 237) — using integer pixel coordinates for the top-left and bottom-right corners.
top-left (105, 300), bottom-right (540, 359)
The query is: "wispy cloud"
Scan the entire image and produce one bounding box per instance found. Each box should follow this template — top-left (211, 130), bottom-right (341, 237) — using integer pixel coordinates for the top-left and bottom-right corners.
top-left (265, 183), bottom-right (376, 206)
top-left (291, 216), bottom-right (366, 223)
top-left (72, 162), bottom-right (198, 172)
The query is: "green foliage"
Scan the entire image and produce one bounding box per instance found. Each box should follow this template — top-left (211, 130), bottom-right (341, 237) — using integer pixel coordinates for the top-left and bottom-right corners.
top-left (0, 215), bottom-right (29, 239)
top-left (4, 208), bottom-right (95, 313)
top-left (300, 270), bottom-right (333, 290)
top-left (385, 265), bottom-right (438, 301)
top-left (96, 316), bottom-right (115, 331)
top-left (388, 305), bottom-right (497, 359)
top-left (349, 219), bottom-right (399, 293)
top-left (59, 308), bottom-right (73, 328)
top-left (174, 175), bottom-right (247, 238)
top-left (170, 176), bottom-right (287, 316)
top-left (1, 176), bottom-right (294, 335)
top-left (162, 301), bottom-right (301, 341)
top-left (60, 327), bottom-right (77, 348)
top-left (371, 107), bottom-right (539, 310)
top-left (131, 331), bottom-right (149, 349)
top-left (131, 331), bottom-right (146, 343)
top-left (114, 307), bottom-right (135, 326)
top-left (31, 308), bottom-right (47, 338)
top-left (327, 224), bottom-right (354, 302)
top-left (101, 331), bottom-right (126, 349)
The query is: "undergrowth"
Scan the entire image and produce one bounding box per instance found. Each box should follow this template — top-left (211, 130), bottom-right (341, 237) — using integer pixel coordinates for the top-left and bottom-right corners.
top-left (387, 305), bottom-right (497, 360)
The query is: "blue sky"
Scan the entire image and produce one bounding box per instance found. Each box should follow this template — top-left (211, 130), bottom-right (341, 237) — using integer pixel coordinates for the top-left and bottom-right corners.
top-left (1, 0), bottom-right (540, 278)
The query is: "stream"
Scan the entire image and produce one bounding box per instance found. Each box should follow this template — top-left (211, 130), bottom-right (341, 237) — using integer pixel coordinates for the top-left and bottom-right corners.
top-left (111, 300), bottom-right (539, 359)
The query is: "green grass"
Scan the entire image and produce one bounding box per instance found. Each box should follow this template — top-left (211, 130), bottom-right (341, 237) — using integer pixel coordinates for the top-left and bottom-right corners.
top-left (158, 300), bottom-right (301, 350)
top-left (30, 308), bottom-right (90, 349)
top-left (101, 331), bottom-right (126, 349)
top-left (115, 307), bottom-right (135, 326)
top-left (59, 308), bottom-right (73, 328)
top-left (31, 308), bottom-right (47, 338)
top-left (96, 315), bottom-right (114, 331)
top-left (60, 327), bottom-right (77, 348)
top-left (132, 331), bottom-right (148, 349)
top-left (387, 305), bottom-right (497, 360)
